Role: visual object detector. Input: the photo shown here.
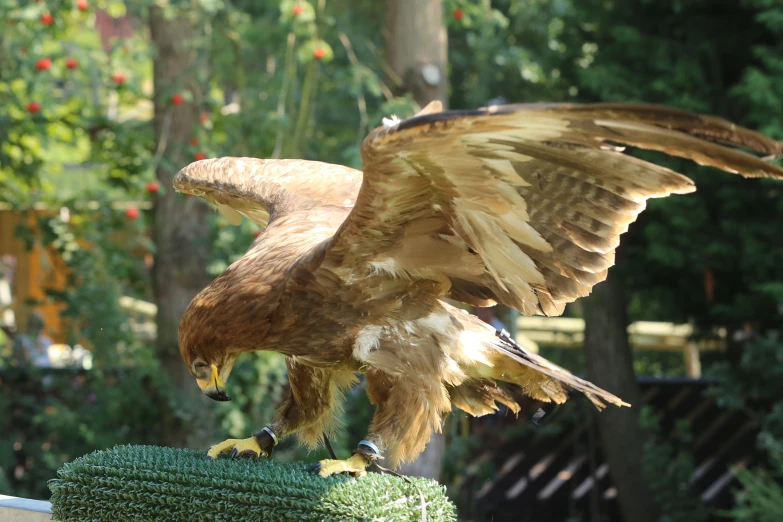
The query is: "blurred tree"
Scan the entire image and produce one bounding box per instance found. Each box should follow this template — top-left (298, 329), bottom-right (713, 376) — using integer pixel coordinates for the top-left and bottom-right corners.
top-left (149, 4), bottom-right (215, 449)
top-left (583, 277), bottom-right (659, 522)
top-left (384, 0), bottom-right (448, 105)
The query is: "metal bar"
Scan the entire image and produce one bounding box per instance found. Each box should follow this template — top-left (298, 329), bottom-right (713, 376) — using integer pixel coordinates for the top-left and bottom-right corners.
top-left (0, 495), bottom-right (52, 522)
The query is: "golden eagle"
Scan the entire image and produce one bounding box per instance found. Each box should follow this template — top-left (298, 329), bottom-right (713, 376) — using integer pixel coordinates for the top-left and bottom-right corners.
top-left (175, 102), bottom-right (782, 477)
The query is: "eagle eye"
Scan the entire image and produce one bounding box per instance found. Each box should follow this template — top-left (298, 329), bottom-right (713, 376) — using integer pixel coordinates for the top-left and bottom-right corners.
top-left (193, 360), bottom-right (209, 370)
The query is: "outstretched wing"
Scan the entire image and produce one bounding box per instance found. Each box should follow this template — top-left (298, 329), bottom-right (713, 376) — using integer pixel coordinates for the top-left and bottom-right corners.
top-left (319, 102), bottom-right (783, 316)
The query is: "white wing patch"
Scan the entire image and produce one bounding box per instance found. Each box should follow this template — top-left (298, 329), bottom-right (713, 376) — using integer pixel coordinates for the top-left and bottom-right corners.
top-left (382, 115), bottom-right (401, 128)
top-left (368, 258), bottom-right (403, 278)
top-left (417, 311), bottom-right (454, 337)
top-left (458, 329), bottom-right (494, 370)
top-left (353, 325), bottom-right (382, 362)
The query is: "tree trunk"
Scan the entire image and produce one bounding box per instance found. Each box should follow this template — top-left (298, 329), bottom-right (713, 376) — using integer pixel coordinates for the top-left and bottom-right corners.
top-left (149, 7), bottom-right (215, 449)
top-left (583, 276), bottom-right (658, 522)
top-left (384, 0), bottom-right (448, 106)
top-left (384, 0), bottom-right (447, 479)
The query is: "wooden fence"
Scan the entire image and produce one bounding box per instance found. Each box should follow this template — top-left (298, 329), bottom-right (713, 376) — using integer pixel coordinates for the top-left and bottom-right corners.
top-left (459, 378), bottom-right (756, 522)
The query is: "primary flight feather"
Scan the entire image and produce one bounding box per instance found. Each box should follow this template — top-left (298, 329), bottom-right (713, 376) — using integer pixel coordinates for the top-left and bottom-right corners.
top-left (174, 101), bottom-right (783, 476)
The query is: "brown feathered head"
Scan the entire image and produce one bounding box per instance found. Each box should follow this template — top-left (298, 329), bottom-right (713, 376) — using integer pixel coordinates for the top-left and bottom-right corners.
top-left (178, 283), bottom-right (241, 402)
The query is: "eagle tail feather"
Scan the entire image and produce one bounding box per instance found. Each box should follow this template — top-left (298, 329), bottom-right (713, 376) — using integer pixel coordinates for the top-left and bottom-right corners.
top-left (491, 331), bottom-right (630, 410)
top-left (449, 303), bottom-right (629, 410)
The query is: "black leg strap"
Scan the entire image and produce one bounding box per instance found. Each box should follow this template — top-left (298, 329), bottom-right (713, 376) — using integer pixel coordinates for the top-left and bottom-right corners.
top-left (323, 433), bottom-right (337, 460)
top-left (252, 426), bottom-right (278, 457)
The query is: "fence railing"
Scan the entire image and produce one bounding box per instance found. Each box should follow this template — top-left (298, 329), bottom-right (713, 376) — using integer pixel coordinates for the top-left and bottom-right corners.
top-left (0, 495), bottom-right (52, 521)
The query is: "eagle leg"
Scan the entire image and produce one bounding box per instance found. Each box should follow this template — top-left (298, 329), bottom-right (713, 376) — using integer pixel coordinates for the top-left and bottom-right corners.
top-left (310, 453), bottom-right (371, 478)
top-left (206, 426), bottom-right (277, 459)
top-left (310, 441), bottom-right (380, 478)
top-left (206, 437), bottom-right (265, 459)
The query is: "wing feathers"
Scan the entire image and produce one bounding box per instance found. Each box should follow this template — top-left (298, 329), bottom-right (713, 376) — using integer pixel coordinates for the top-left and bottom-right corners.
top-left (346, 102), bottom-right (782, 316)
top-left (518, 188), bottom-right (633, 239)
top-left (507, 102), bottom-right (783, 157)
top-left (591, 120), bottom-right (782, 178)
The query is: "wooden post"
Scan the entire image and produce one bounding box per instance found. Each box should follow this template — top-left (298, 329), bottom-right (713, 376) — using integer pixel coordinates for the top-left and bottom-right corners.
top-left (684, 342), bottom-right (701, 378)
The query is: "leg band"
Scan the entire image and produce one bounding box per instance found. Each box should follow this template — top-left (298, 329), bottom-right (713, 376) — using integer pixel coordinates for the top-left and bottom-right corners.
top-left (357, 440), bottom-right (381, 460)
top-left (261, 426), bottom-right (278, 446)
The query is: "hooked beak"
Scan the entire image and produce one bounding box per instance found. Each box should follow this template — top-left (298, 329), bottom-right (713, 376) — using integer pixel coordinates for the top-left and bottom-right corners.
top-left (197, 363), bottom-right (232, 402)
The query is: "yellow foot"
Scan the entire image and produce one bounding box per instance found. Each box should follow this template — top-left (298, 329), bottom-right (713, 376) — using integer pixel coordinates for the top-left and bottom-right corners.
top-left (206, 437), bottom-right (266, 459)
top-left (311, 453), bottom-right (370, 478)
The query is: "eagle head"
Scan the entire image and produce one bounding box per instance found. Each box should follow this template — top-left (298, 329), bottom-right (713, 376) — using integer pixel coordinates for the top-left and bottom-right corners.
top-left (178, 290), bottom-right (240, 402)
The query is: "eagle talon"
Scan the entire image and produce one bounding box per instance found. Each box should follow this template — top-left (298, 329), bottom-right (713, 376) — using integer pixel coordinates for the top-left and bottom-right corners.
top-left (312, 453), bottom-right (371, 478)
top-left (206, 437), bottom-right (265, 460)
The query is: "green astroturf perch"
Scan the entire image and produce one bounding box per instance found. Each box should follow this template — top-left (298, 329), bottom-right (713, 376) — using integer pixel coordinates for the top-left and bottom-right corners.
top-left (48, 445), bottom-right (456, 522)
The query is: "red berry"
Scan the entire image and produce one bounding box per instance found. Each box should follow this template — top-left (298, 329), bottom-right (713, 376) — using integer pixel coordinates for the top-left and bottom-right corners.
top-left (112, 73), bottom-right (126, 85)
top-left (76, 0), bottom-right (88, 11)
top-left (313, 47), bottom-right (326, 60)
top-left (65, 58), bottom-right (78, 70)
top-left (292, 4), bottom-right (303, 15)
top-left (41, 13), bottom-right (54, 25)
top-left (199, 112), bottom-right (209, 124)
top-left (171, 93), bottom-right (184, 105)
top-left (35, 58), bottom-right (52, 71)
top-left (125, 207), bottom-right (140, 220)
top-left (194, 152), bottom-right (207, 161)
top-left (27, 102), bottom-right (41, 114)
top-left (145, 181), bottom-right (160, 194)
top-left (252, 230), bottom-right (262, 238)
top-left (189, 138), bottom-right (198, 146)
top-left (452, 9), bottom-right (464, 20)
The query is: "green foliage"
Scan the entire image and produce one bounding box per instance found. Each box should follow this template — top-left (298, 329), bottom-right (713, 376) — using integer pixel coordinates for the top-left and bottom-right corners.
top-left (49, 445), bottom-right (457, 522)
top-left (0, 368), bottom-right (164, 500)
top-left (710, 333), bottom-right (783, 412)
top-left (448, 0), bottom-right (578, 107)
top-left (731, 446), bottom-right (783, 522)
top-left (0, 1), bottom-right (156, 202)
top-left (731, 0), bottom-right (783, 139)
top-left (707, 332), bottom-right (783, 521)
top-left (639, 407), bottom-right (709, 522)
